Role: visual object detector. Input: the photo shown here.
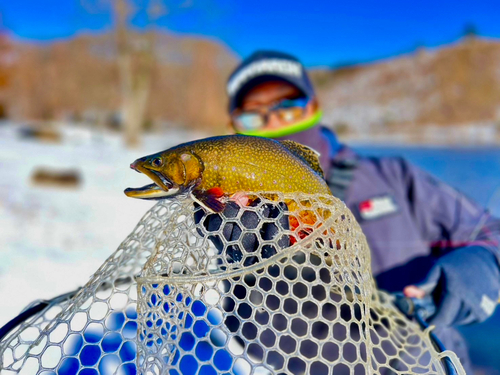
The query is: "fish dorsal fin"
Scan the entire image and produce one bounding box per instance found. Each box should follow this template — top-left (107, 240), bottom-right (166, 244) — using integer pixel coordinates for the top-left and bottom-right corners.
top-left (279, 140), bottom-right (325, 178)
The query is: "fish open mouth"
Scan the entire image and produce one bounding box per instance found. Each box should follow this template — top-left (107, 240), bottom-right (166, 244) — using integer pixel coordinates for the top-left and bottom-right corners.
top-left (147, 169), bottom-right (174, 190)
top-left (124, 165), bottom-right (179, 200)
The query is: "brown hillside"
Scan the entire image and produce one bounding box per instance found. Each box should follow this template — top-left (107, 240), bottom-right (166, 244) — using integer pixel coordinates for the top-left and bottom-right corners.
top-left (0, 33), bottom-right (239, 133)
top-left (3, 34), bottom-right (500, 137)
top-left (311, 37), bottom-right (500, 133)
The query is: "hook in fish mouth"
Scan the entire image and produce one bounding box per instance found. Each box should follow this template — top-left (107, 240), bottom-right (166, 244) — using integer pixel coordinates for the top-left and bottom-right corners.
top-left (124, 164), bottom-right (179, 200)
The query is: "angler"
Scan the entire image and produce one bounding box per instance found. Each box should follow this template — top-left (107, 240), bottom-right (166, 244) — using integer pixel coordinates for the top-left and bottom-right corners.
top-left (220, 50), bottom-right (500, 373)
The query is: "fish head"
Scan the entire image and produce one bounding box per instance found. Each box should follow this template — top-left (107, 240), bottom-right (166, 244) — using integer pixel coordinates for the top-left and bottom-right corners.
top-left (125, 150), bottom-right (204, 200)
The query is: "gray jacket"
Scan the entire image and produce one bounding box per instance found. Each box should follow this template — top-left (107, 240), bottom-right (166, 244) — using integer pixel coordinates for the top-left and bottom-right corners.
top-left (325, 139), bottom-right (500, 373)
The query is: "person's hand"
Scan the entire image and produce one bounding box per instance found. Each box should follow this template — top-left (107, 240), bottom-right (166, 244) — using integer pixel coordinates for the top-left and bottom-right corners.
top-left (403, 285), bottom-right (426, 299)
top-left (194, 198), bottom-right (290, 266)
top-left (404, 246), bottom-right (500, 326)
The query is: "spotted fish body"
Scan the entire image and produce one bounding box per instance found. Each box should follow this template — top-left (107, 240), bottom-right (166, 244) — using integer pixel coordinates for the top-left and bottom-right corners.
top-left (125, 134), bottom-right (332, 212)
top-left (188, 136), bottom-right (329, 195)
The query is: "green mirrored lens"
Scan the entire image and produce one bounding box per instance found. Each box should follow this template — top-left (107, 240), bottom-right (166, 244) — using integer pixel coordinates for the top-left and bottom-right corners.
top-left (235, 113), bottom-right (264, 131)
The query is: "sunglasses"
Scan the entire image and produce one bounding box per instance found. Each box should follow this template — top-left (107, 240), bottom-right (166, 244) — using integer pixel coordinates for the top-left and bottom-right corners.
top-left (231, 97), bottom-right (310, 132)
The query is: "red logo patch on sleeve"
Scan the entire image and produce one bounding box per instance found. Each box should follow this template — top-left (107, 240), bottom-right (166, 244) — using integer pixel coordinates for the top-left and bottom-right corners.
top-left (358, 195), bottom-right (398, 220)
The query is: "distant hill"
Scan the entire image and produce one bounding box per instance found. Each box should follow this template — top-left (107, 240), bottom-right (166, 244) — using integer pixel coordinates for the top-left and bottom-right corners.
top-left (2, 33), bottom-right (500, 142)
top-left (310, 36), bottom-right (500, 140)
top-left (0, 32), bottom-right (239, 133)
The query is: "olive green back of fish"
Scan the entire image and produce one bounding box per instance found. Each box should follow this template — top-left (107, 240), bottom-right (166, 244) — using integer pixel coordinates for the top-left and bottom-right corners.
top-left (173, 135), bottom-right (332, 196)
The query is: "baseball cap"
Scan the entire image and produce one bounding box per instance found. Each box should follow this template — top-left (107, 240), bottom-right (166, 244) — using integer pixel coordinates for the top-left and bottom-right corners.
top-left (227, 50), bottom-right (316, 113)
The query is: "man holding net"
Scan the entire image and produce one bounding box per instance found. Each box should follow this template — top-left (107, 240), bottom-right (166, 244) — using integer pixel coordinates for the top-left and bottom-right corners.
top-left (207, 50), bottom-right (500, 373)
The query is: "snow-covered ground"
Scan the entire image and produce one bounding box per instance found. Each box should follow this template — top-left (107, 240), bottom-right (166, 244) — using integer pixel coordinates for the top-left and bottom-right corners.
top-left (0, 123), bottom-right (208, 327)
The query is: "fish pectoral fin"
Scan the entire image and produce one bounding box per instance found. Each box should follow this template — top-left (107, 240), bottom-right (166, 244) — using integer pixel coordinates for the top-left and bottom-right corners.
top-left (279, 139), bottom-right (325, 178)
top-left (192, 189), bottom-right (226, 213)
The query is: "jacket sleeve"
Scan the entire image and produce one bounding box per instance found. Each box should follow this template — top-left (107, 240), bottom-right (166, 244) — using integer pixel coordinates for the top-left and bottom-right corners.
top-left (392, 158), bottom-right (500, 324)
top-left (393, 158), bottom-right (500, 258)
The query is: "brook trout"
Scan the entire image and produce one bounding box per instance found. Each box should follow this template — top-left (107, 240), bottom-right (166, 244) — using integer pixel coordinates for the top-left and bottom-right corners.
top-left (125, 135), bottom-right (332, 212)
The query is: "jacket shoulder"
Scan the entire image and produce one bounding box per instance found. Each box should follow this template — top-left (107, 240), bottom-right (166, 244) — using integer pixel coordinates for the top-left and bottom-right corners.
top-left (356, 153), bottom-right (411, 180)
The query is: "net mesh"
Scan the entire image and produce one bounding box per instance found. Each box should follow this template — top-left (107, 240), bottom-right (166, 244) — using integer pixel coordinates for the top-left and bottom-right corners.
top-left (0, 192), bottom-right (465, 375)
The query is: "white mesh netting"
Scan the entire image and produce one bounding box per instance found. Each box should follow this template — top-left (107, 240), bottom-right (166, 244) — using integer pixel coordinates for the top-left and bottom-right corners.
top-left (0, 192), bottom-right (465, 375)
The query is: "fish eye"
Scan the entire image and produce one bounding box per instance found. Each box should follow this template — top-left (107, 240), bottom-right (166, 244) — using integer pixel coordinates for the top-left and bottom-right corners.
top-left (151, 157), bottom-right (163, 167)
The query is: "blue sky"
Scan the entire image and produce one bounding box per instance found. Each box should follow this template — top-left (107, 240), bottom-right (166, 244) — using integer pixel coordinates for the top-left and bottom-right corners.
top-left (1, 0), bottom-right (499, 67)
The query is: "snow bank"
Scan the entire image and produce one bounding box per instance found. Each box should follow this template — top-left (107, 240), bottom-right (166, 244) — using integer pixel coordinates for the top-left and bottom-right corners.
top-left (0, 123), bottom-right (208, 327)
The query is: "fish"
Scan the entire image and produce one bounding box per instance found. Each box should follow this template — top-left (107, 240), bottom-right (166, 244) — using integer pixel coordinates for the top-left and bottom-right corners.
top-left (124, 134), bottom-right (332, 213)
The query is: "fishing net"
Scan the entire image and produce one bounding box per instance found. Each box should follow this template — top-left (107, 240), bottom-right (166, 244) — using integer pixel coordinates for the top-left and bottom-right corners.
top-left (0, 192), bottom-right (465, 375)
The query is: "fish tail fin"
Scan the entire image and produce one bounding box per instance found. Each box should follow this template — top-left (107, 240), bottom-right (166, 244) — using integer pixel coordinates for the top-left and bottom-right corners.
top-left (279, 140), bottom-right (325, 177)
